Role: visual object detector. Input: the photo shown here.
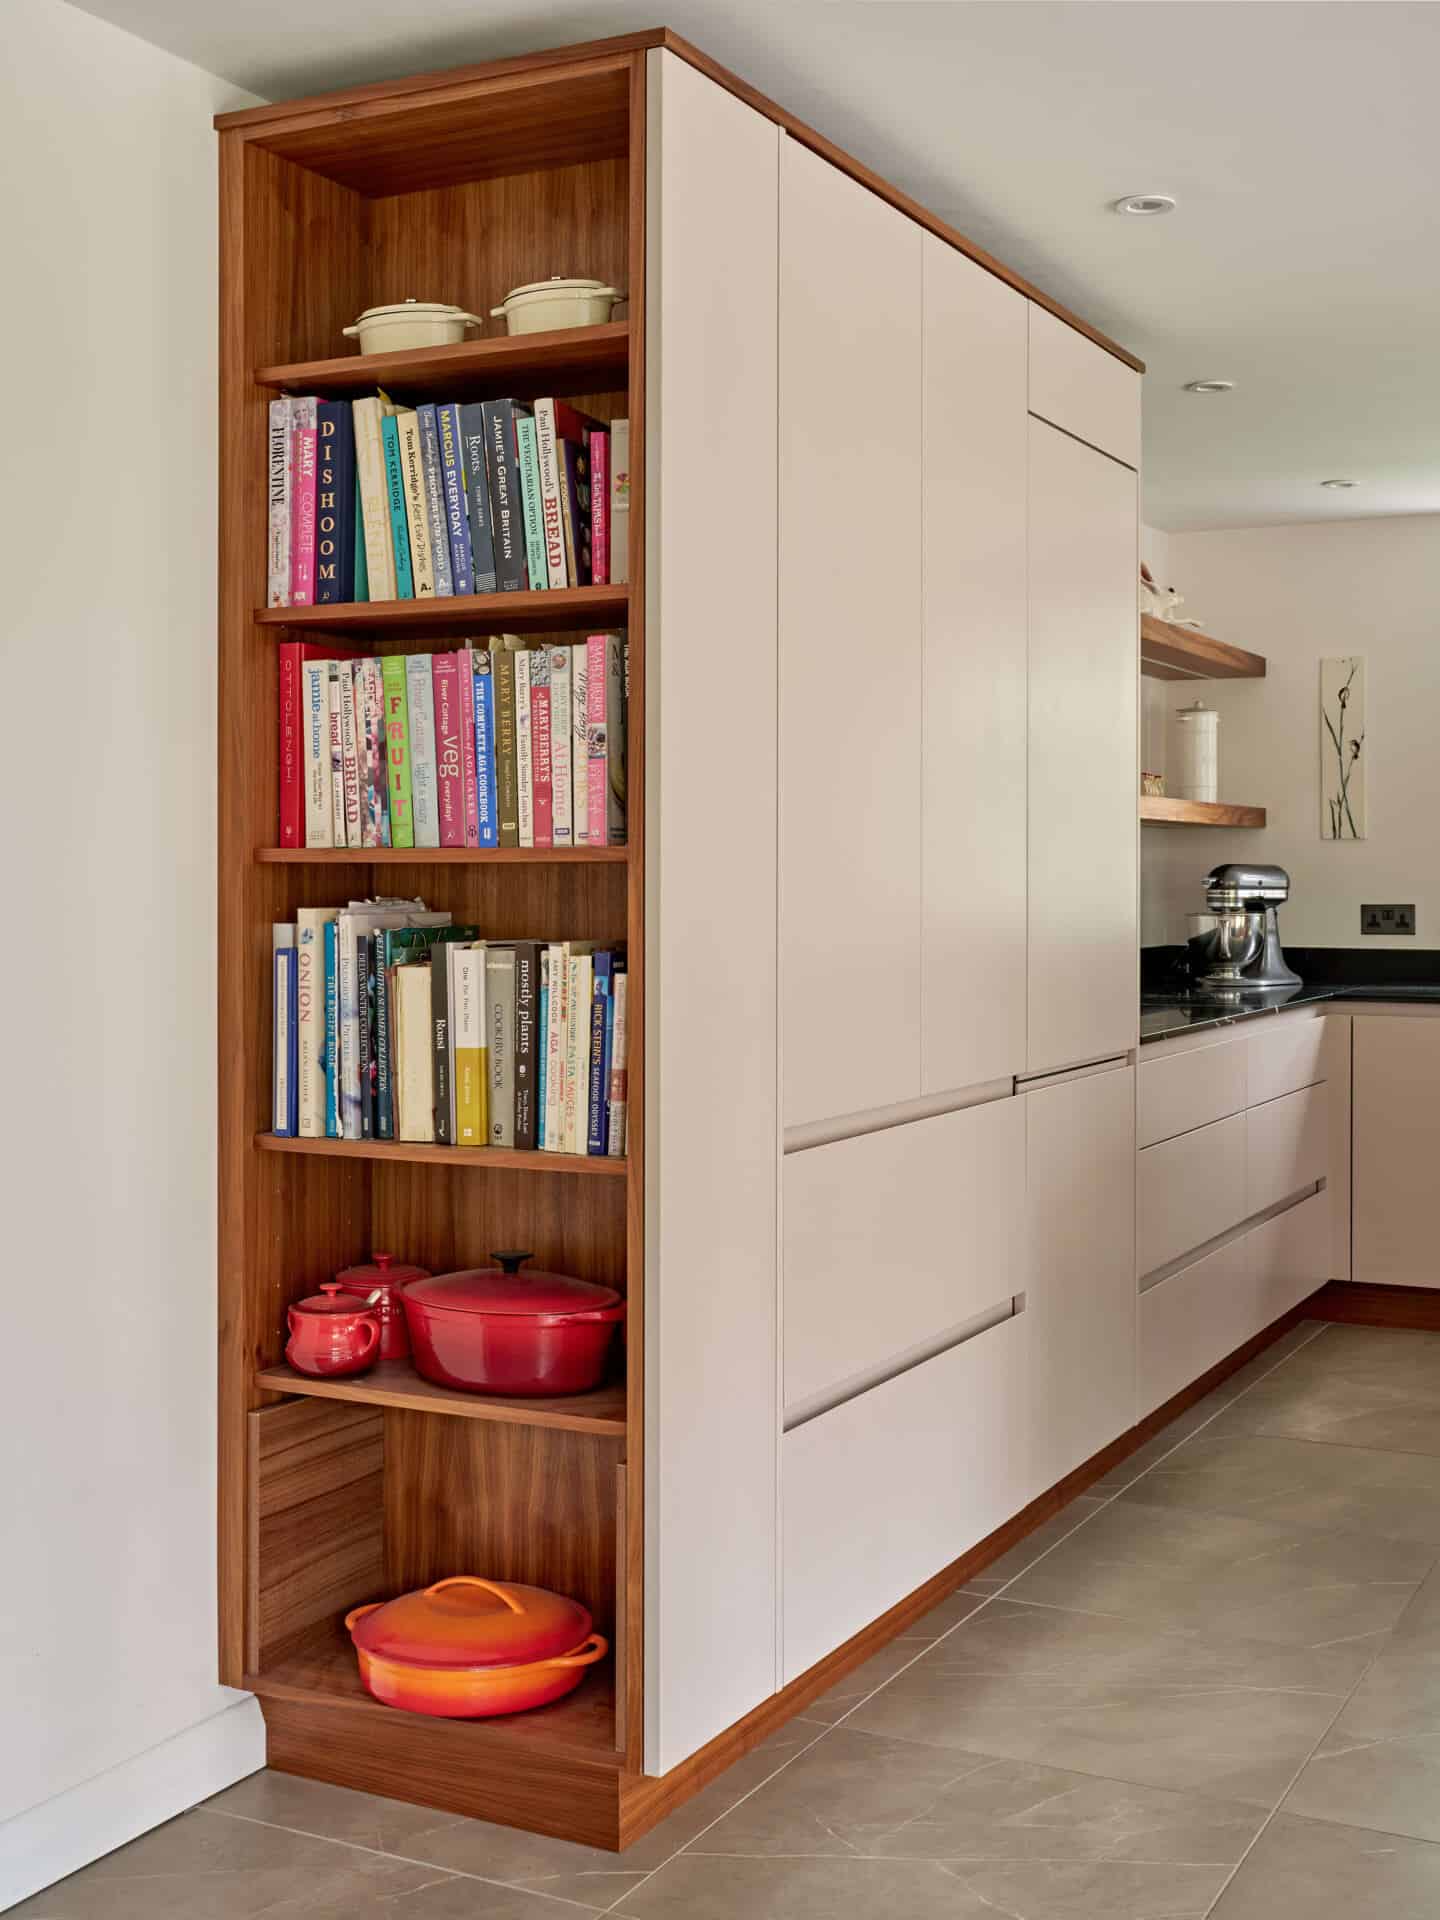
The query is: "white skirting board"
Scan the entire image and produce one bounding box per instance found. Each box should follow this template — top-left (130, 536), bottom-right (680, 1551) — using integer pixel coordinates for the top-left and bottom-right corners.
top-left (0, 1694), bottom-right (265, 1910)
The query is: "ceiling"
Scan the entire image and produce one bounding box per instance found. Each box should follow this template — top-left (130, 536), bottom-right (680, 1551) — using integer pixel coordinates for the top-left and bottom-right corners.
top-left (70, 0), bottom-right (1440, 531)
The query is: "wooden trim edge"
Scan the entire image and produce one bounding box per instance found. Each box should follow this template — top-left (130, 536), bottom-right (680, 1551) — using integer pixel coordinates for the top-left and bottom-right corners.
top-left (1307, 1279), bottom-right (1440, 1329)
top-left (615, 1295), bottom-right (1311, 1846)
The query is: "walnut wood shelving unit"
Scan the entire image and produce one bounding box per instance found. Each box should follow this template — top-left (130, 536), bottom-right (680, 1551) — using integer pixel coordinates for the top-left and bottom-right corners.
top-left (1139, 795), bottom-right (1267, 828)
top-left (1140, 614), bottom-right (1267, 682)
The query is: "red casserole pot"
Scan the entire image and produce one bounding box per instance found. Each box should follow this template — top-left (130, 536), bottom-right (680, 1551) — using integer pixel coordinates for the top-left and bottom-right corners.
top-left (400, 1251), bottom-right (624, 1396)
top-left (345, 1575), bottom-right (607, 1718)
top-left (336, 1251), bottom-right (430, 1360)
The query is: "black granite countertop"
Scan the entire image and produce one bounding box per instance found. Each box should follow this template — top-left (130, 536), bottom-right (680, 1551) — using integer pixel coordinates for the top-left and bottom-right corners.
top-left (1139, 947), bottom-right (1440, 1043)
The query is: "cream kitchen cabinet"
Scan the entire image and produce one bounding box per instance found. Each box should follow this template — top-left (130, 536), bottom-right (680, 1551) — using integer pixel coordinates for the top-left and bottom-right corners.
top-left (1026, 420), bottom-right (1138, 1074)
top-left (1354, 1014), bottom-right (1440, 1289)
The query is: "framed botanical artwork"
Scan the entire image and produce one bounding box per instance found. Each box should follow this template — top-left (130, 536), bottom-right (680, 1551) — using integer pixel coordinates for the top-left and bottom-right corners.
top-left (1321, 656), bottom-right (1366, 840)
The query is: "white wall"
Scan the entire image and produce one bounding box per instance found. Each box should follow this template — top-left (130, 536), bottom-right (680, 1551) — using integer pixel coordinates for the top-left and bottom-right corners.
top-left (0, 2), bottom-right (263, 1903)
top-left (1141, 515), bottom-right (1440, 948)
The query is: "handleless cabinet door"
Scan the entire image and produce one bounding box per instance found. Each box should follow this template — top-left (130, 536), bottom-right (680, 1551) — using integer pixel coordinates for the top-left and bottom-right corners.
top-left (921, 238), bottom-right (1028, 1094)
top-left (780, 138), bottom-right (923, 1128)
top-left (1354, 1015), bottom-right (1440, 1289)
top-left (1027, 421), bottom-right (1138, 1074)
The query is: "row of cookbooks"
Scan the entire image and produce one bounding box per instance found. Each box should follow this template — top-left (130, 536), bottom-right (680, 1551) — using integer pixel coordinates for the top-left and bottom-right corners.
top-left (267, 392), bottom-right (629, 606)
top-left (272, 900), bottom-right (628, 1155)
top-left (279, 634), bottom-right (626, 850)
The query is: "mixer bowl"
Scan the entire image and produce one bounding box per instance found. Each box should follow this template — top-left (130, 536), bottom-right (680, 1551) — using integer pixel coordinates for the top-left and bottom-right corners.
top-left (1193, 909), bottom-right (1264, 984)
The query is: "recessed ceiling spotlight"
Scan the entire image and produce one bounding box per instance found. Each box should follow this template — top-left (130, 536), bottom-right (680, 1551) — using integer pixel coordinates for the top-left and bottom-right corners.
top-left (1321, 477), bottom-right (1358, 489)
top-left (1184, 379), bottom-right (1235, 394)
top-left (1112, 193), bottom-right (1176, 216)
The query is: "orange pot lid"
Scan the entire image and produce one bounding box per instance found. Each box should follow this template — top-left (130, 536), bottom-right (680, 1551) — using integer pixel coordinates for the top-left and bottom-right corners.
top-left (348, 1577), bottom-right (593, 1669)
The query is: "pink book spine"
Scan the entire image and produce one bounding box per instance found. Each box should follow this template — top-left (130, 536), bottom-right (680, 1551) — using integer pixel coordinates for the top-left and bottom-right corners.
top-left (586, 633), bottom-right (608, 849)
top-left (589, 431), bottom-right (610, 586)
top-left (431, 651), bottom-right (464, 848)
top-left (289, 426), bottom-right (318, 606)
top-left (531, 676), bottom-right (553, 848)
top-left (458, 646), bottom-right (480, 847)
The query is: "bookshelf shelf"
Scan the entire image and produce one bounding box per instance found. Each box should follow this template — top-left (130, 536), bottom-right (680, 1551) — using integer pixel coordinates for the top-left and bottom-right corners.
top-left (255, 846), bottom-right (629, 866)
top-left (1140, 615), bottom-right (1266, 682)
top-left (255, 1132), bottom-right (627, 1176)
top-left (1140, 796), bottom-right (1267, 828)
top-left (256, 1358), bottom-right (627, 1435)
top-left (254, 321), bottom-right (630, 401)
top-left (256, 584), bottom-right (628, 636)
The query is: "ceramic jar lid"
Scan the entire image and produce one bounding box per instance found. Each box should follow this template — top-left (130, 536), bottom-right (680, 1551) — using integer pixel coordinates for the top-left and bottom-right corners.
top-left (336, 1251), bottom-right (429, 1296)
top-left (290, 1281), bottom-right (379, 1318)
top-left (349, 1577), bottom-right (593, 1669)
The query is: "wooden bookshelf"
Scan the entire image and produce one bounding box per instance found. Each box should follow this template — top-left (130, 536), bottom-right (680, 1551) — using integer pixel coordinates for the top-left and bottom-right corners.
top-left (255, 320), bottom-right (630, 400)
top-left (255, 584), bottom-right (628, 635)
top-left (1140, 615), bottom-right (1267, 682)
top-left (255, 846), bottom-right (629, 866)
top-left (1140, 795), bottom-right (1267, 828)
top-left (255, 1132), bottom-right (626, 1176)
top-left (255, 1359), bottom-right (628, 1435)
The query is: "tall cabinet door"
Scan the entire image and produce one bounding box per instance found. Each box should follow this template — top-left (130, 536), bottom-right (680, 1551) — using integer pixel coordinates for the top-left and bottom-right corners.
top-left (1027, 420), bottom-right (1138, 1074)
top-left (921, 238), bottom-right (1028, 1094)
top-left (780, 139), bottom-right (923, 1129)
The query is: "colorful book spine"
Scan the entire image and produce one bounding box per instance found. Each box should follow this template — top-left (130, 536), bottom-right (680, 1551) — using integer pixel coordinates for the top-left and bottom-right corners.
top-left (492, 646), bottom-right (519, 847)
top-left (543, 942), bottom-right (567, 1152)
top-left (431, 947), bottom-right (452, 1144)
top-left (452, 945), bottom-right (488, 1146)
top-left (353, 396), bottom-right (397, 600)
top-left (267, 398), bottom-right (292, 607)
top-left (537, 951), bottom-right (550, 1149)
top-left (530, 648), bottom-right (553, 848)
top-left (481, 401), bottom-right (529, 591)
top-left (374, 931), bottom-right (395, 1140)
top-left (587, 952), bottom-right (613, 1155)
top-left (323, 920), bottom-right (341, 1137)
top-left (487, 946), bottom-right (517, 1147)
top-left (357, 934), bottom-right (375, 1138)
top-left (289, 422), bottom-right (318, 606)
top-left (381, 413), bottom-right (415, 598)
top-left (548, 647), bottom-right (573, 848)
top-left (315, 400), bottom-right (357, 604)
top-left (302, 658), bottom-right (332, 846)
top-left (398, 410), bottom-right (436, 597)
top-left (338, 660), bottom-right (362, 847)
top-left (406, 653), bottom-right (440, 848)
top-left (437, 402), bottom-right (475, 596)
top-left (296, 911), bottom-right (324, 1137)
top-left (416, 404), bottom-right (454, 597)
top-left (563, 950), bottom-right (591, 1153)
top-left (432, 651), bottom-right (464, 847)
top-left (557, 436), bottom-right (593, 588)
top-left (458, 646), bottom-right (480, 847)
top-left (277, 640), bottom-right (308, 846)
top-left (609, 417), bottom-right (630, 586)
top-left (586, 635), bottom-right (608, 848)
top-left (514, 648), bottom-right (534, 850)
top-left (606, 633), bottom-right (628, 846)
top-left (607, 969), bottom-right (629, 1156)
top-left (381, 654), bottom-right (414, 849)
top-left (326, 663), bottom-right (347, 847)
top-left (458, 403), bottom-right (497, 594)
top-left (273, 926), bottom-right (298, 1136)
top-left (362, 658), bottom-right (389, 846)
top-left (532, 398), bottom-right (569, 587)
top-left (590, 428), bottom-right (610, 585)
top-left (571, 643), bottom-right (589, 845)
top-left (514, 413), bottom-right (551, 590)
top-left (474, 652), bottom-right (498, 850)
top-left (513, 941), bottom-right (541, 1151)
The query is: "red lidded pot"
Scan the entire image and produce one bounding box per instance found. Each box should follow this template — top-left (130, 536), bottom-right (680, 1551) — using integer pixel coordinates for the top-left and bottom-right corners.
top-left (335, 1252), bottom-right (429, 1361)
top-left (285, 1282), bottom-right (381, 1378)
top-left (401, 1252), bottom-right (624, 1397)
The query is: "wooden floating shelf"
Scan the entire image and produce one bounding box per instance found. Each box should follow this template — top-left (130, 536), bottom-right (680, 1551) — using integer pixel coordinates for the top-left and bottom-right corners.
top-left (256, 584), bottom-right (628, 636)
top-left (247, 1619), bottom-right (620, 1771)
top-left (1141, 615), bottom-right (1267, 682)
top-left (255, 1358), bottom-right (627, 1436)
top-left (256, 846), bottom-right (628, 866)
top-left (255, 1133), bottom-right (626, 1177)
top-left (254, 322), bottom-right (630, 400)
top-left (1140, 796), bottom-right (1267, 828)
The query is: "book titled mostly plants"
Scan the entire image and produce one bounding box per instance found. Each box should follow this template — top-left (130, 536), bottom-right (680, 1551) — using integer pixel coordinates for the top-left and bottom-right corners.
top-left (267, 392), bottom-right (629, 606)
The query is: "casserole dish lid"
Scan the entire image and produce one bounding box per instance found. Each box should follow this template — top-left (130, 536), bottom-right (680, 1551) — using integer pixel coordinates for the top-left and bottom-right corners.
top-left (498, 276), bottom-right (616, 301)
top-left (291, 1281), bottom-right (380, 1319)
top-left (336, 1251), bottom-right (429, 1294)
top-left (404, 1252), bottom-right (624, 1321)
top-left (350, 299), bottom-right (474, 322)
top-left (348, 1576), bottom-right (593, 1668)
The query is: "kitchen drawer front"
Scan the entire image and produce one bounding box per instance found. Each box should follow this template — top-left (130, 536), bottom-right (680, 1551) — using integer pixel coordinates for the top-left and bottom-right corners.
top-left (1249, 1187), bottom-right (1331, 1320)
top-left (1247, 1082), bottom-right (1328, 1217)
top-left (1137, 1036), bottom-right (1247, 1149)
top-left (1027, 302), bottom-right (1141, 469)
top-left (782, 1310), bottom-right (1029, 1684)
top-left (1137, 1110), bottom-right (1247, 1278)
top-left (1246, 1016), bottom-right (1328, 1109)
top-left (783, 1097), bottom-right (1025, 1413)
top-left (1139, 1235), bottom-right (1255, 1419)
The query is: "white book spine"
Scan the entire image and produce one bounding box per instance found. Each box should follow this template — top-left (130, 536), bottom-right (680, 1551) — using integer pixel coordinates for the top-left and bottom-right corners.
top-left (339, 660), bottom-right (362, 847)
top-left (532, 398), bottom-right (569, 588)
top-left (267, 398), bottom-right (292, 607)
top-left (570, 952), bottom-right (592, 1155)
top-left (606, 970), bottom-right (628, 1156)
top-left (514, 648), bottom-right (534, 848)
top-left (274, 952), bottom-right (292, 1132)
top-left (548, 647), bottom-right (573, 846)
top-left (447, 943), bottom-right (460, 1144)
top-left (295, 908), bottom-right (333, 1137)
top-left (395, 963), bottom-right (435, 1143)
top-left (302, 659), bottom-right (333, 847)
top-left (543, 942), bottom-right (567, 1152)
top-left (406, 653), bottom-right (440, 847)
top-left (571, 644), bottom-right (589, 845)
top-left (326, 663), bottom-right (347, 848)
top-left (609, 417), bottom-right (630, 587)
top-left (353, 398), bottom-right (397, 601)
top-left (337, 915), bottom-right (362, 1139)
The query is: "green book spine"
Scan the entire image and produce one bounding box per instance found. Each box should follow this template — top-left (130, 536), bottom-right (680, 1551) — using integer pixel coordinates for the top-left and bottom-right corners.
top-left (381, 653), bottom-right (415, 849)
top-left (381, 414), bottom-right (415, 598)
top-left (514, 415), bottom-right (550, 591)
top-left (353, 476), bottom-right (369, 601)
top-left (492, 646), bottom-right (520, 848)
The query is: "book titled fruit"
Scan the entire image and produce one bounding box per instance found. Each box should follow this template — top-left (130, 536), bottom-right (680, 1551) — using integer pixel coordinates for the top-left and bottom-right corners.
top-left (381, 655), bottom-right (414, 849)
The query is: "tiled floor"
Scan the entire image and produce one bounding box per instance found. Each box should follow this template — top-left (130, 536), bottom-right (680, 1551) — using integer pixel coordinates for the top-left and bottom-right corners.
top-left (22, 1319), bottom-right (1440, 1918)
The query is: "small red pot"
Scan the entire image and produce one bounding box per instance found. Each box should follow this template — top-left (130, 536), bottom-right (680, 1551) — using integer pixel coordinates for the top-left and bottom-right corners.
top-left (285, 1282), bottom-right (381, 1378)
top-left (401, 1252), bottom-right (624, 1397)
top-left (336, 1252), bottom-right (429, 1361)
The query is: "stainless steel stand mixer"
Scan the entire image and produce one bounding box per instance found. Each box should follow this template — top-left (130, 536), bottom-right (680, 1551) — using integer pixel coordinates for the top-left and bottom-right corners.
top-left (1190, 863), bottom-right (1302, 990)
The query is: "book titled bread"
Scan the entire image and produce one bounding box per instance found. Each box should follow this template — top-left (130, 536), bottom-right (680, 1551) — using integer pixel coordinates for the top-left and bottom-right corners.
top-left (338, 661), bottom-right (362, 847)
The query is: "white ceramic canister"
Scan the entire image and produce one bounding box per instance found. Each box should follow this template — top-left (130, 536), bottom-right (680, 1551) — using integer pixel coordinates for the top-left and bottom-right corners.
top-left (343, 300), bottom-right (484, 354)
top-left (1173, 700), bottom-right (1220, 802)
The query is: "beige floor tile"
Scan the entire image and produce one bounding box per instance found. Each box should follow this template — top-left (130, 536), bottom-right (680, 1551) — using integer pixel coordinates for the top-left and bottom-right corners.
top-left (1281, 1325), bottom-right (1440, 1392)
top-left (1205, 1366), bottom-right (1440, 1456)
top-left (958, 1497), bottom-right (1107, 1595)
top-left (1284, 1646), bottom-right (1440, 1842)
top-left (1211, 1811), bottom-right (1440, 1918)
top-left (844, 1598), bottom-right (1359, 1807)
top-left (1005, 1496), bottom-right (1428, 1651)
